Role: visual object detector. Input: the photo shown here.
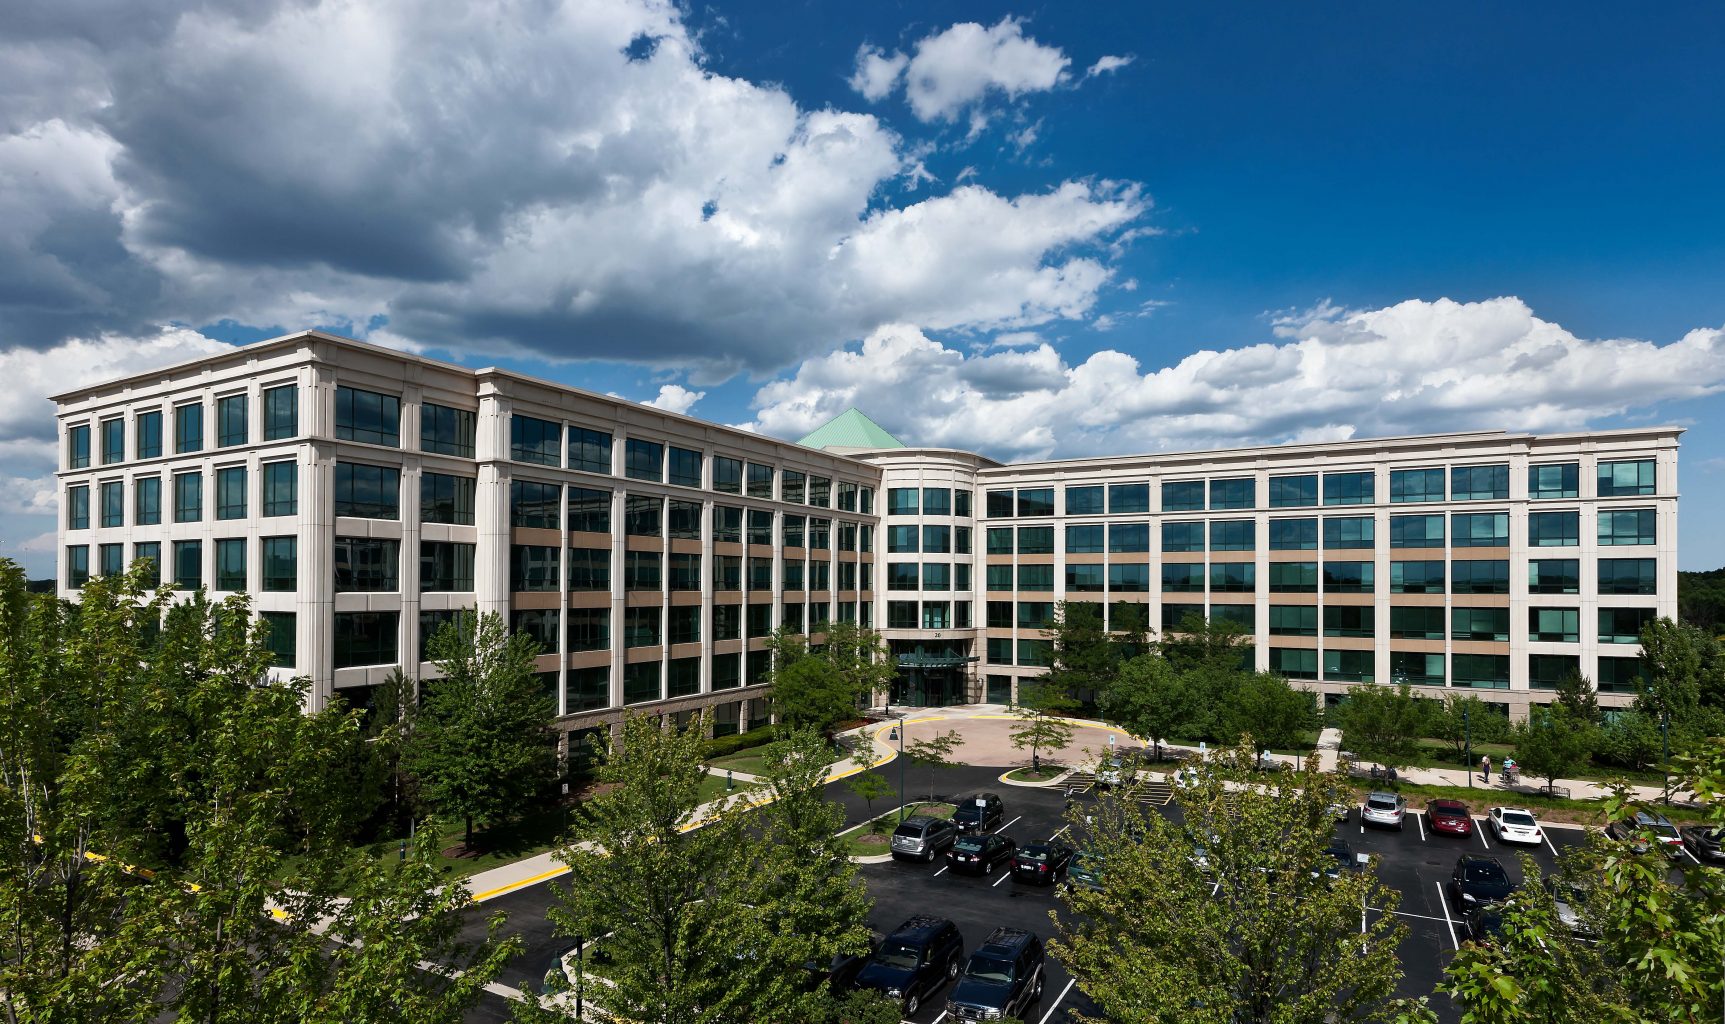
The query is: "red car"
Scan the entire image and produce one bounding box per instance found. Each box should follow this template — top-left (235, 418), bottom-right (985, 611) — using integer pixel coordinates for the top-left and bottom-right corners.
top-left (1426, 799), bottom-right (1474, 837)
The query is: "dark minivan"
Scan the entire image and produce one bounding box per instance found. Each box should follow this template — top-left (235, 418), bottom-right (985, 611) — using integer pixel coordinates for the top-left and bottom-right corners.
top-left (946, 927), bottom-right (1045, 1022)
top-left (952, 793), bottom-right (1006, 834)
top-left (852, 915), bottom-right (965, 1016)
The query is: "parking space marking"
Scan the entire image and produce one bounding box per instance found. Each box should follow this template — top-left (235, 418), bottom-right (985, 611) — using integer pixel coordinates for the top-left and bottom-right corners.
top-left (992, 868), bottom-right (1014, 887)
top-left (1415, 812), bottom-right (1426, 842)
top-left (1678, 845), bottom-right (1701, 866)
top-left (1544, 832), bottom-right (1560, 859)
top-left (998, 814), bottom-right (1024, 834)
top-left (931, 1012), bottom-right (948, 1023)
top-left (1051, 824), bottom-right (1072, 841)
top-left (1435, 882), bottom-right (1458, 951)
top-left (933, 865), bottom-right (948, 877)
top-left (1037, 978), bottom-right (1077, 1024)
top-left (1474, 818), bottom-right (1491, 850)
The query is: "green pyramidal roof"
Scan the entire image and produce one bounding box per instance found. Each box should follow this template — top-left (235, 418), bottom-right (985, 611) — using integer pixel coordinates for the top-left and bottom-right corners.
top-left (797, 408), bottom-right (905, 450)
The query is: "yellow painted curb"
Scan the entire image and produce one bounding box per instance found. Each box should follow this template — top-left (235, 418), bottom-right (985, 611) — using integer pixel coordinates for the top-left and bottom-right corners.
top-left (972, 714), bottom-right (1135, 737)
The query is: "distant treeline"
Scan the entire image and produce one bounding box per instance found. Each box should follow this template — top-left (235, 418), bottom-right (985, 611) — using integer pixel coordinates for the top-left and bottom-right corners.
top-left (1681, 567), bottom-right (1725, 633)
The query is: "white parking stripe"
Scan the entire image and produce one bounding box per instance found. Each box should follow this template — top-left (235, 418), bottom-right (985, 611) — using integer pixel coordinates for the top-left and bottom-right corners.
top-left (992, 869), bottom-right (1013, 887)
top-left (1037, 978), bottom-right (1077, 1024)
top-left (1679, 845), bottom-right (1701, 866)
top-left (1475, 818), bottom-right (1492, 850)
top-left (1544, 832), bottom-right (1560, 859)
top-left (1051, 824), bottom-right (1072, 841)
top-left (931, 1012), bottom-right (948, 1023)
top-left (933, 865), bottom-right (948, 877)
top-left (997, 814), bottom-right (1023, 834)
top-left (1436, 882), bottom-right (1459, 950)
top-left (1416, 812), bottom-right (1426, 842)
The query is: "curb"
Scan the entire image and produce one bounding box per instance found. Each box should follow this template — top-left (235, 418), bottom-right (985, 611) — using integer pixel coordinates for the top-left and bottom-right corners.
top-left (997, 767), bottom-right (1076, 789)
top-left (849, 852), bottom-right (897, 865)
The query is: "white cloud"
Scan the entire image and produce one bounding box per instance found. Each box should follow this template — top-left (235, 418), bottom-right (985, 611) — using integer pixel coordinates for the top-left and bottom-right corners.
top-left (750, 299), bottom-right (1725, 460)
top-left (857, 18), bottom-right (1072, 124)
top-left (1086, 54), bottom-right (1135, 77)
top-left (848, 45), bottom-right (907, 101)
top-left (643, 383), bottom-right (706, 414)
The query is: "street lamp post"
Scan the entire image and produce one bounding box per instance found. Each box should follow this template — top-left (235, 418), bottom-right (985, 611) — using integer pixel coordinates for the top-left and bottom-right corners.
top-left (1662, 712), bottom-right (1671, 806)
top-left (1464, 704), bottom-right (1472, 790)
top-left (575, 934), bottom-right (584, 1022)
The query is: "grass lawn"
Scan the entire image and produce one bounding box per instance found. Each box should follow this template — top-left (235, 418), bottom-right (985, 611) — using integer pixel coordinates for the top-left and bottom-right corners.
top-left (705, 742), bottom-right (839, 780)
top-left (840, 802), bottom-right (956, 858)
top-left (1398, 739), bottom-right (1671, 787)
top-left (1005, 765), bottom-right (1065, 783)
top-left (342, 802), bottom-right (575, 882)
top-left (697, 772), bottom-right (758, 805)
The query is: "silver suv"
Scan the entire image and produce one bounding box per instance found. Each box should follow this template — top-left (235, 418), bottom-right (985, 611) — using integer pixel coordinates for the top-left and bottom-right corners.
top-left (1360, 791), bottom-right (1407, 831)
top-left (891, 816), bottom-right (959, 863)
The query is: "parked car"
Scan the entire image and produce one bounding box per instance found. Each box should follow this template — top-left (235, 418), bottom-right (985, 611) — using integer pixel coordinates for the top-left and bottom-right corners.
top-left (1605, 810), bottom-right (1684, 858)
top-left (1681, 824), bottom-right (1725, 864)
top-left (946, 833), bottom-right (1017, 875)
top-left (891, 816), bottom-right (959, 863)
top-left (1425, 799), bottom-right (1474, 837)
top-left (1544, 877), bottom-right (1596, 939)
top-left (952, 793), bottom-right (1006, 834)
top-left (1013, 840), bottom-right (1076, 885)
top-left (1173, 766), bottom-right (1206, 790)
top-left (1361, 791), bottom-right (1408, 831)
top-left (852, 915), bottom-right (965, 1016)
top-left (945, 927), bottom-right (1046, 1022)
top-left (803, 929), bottom-right (883, 993)
top-left (1315, 838), bottom-right (1368, 880)
top-left (1327, 799), bottom-right (1353, 822)
top-left (1448, 854), bottom-right (1515, 909)
top-left (1067, 850), bottom-right (1105, 891)
top-left (1460, 901), bottom-right (1508, 945)
top-left (1487, 806), bottom-right (1545, 846)
top-left (1097, 753), bottom-right (1138, 789)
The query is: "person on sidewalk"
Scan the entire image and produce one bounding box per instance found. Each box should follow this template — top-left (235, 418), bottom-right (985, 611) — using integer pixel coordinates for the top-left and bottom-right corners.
top-left (1481, 755), bottom-right (1491, 783)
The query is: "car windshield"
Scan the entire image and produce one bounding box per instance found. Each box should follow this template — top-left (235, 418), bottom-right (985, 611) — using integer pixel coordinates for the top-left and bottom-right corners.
top-left (1646, 819), bottom-right (1679, 838)
top-left (1501, 811), bottom-right (1537, 827)
top-left (873, 943), bottom-right (920, 970)
top-left (1432, 803), bottom-right (1464, 817)
top-left (1465, 862), bottom-right (1507, 883)
top-left (1368, 797), bottom-right (1397, 811)
top-left (1019, 847), bottom-right (1049, 861)
top-left (965, 957), bottom-right (1015, 984)
top-left (953, 836), bottom-right (986, 852)
top-left (955, 804), bottom-right (982, 818)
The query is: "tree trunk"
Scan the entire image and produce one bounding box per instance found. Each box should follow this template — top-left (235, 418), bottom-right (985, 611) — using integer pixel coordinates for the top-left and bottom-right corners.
top-left (464, 814), bottom-right (474, 850)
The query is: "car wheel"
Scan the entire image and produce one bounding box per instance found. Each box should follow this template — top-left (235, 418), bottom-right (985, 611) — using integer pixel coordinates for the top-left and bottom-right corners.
top-left (904, 992), bottom-right (920, 1015)
top-left (1033, 975), bottom-right (1044, 999)
top-left (947, 957), bottom-right (960, 980)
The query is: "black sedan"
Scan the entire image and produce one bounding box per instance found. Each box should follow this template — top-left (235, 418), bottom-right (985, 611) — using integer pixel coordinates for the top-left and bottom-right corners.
top-left (1682, 825), bottom-right (1725, 864)
top-left (1012, 841), bottom-right (1075, 885)
top-left (1460, 902), bottom-right (1508, 945)
top-left (1315, 839), bottom-right (1367, 880)
top-left (946, 833), bottom-right (1018, 875)
top-left (1448, 854), bottom-right (1515, 911)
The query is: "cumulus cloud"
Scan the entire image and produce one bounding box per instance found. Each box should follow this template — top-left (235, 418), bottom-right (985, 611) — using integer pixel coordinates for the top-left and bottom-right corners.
top-left (852, 18), bottom-right (1071, 123)
top-left (750, 299), bottom-right (1725, 460)
top-left (643, 383), bottom-right (706, 414)
top-left (1086, 54), bottom-right (1135, 77)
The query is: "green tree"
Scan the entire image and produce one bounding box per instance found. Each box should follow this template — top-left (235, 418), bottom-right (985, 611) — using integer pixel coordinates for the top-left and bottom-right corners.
top-left (1009, 680), bottom-right (1079, 772)
top-left (1099, 653), bottom-right (1193, 761)
top-left (1110, 602), bottom-right (1152, 661)
top-left (1595, 708), bottom-right (1664, 772)
top-left (1220, 672), bottom-right (1317, 759)
top-left (1161, 613), bottom-right (1254, 739)
top-left (404, 611), bottom-right (554, 849)
top-left (1552, 670), bottom-right (1602, 726)
top-left (843, 767), bottom-right (895, 826)
top-left (1636, 616), bottom-right (1725, 734)
top-left (816, 620), bottom-right (898, 712)
top-left (1513, 703), bottom-right (1598, 794)
top-left (1045, 600), bottom-right (1119, 701)
top-left (1429, 693), bottom-right (1507, 763)
top-left (768, 624), bottom-right (894, 736)
top-left (1337, 681), bottom-right (1426, 772)
top-left (1052, 743), bottom-right (1435, 1024)
top-left (903, 728), bottom-right (966, 804)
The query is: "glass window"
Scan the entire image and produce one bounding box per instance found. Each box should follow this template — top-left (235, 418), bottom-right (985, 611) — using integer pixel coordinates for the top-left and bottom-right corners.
top-left (420, 541), bottom-right (476, 591)
top-left (1270, 648), bottom-right (1318, 680)
top-left (260, 612), bottom-right (296, 668)
top-left (510, 609), bottom-right (561, 652)
top-left (1210, 478), bottom-right (1254, 510)
top-left (1528, 510), bottom-right (1579, 547)
top-left (132, 542), bottom-right (160, 586)
top-left (1599, 509), bottom-right (1655, 546)
top-left (556, 427), bottom-right (610, 475)
top-left (1162, 563), bottom-right (1204, 592)
top-left (568, 487), bottom-right (610, 533)
top-left (1597, 656), bottom-right (1647, 694)
top-left (1529, 558), bottom-right (1580, 594)
top-left (261, 537), bottom-right (296, 592)
top-left (986, 527), bottom-right (1013, 555)
top-left (623, 659), bottom-right (661, 705)
top-left (624, 438), bottom-right (663, 482)
top-left (1269, 605), bottom-right (1318, 636)
top-left (1322, 561), bottom-right (1373, 593)
top-left (782, 514), bottom-right (805, 548)
top-left (67, 423), bottom-right (91, 469)
top-left (1107, 483), bottom-right (1149, 514)
top-left (1528, 463), bottom-right (1578, 500)
top-left (214, 538), bottom-right (246, 591)
top-left (334, 537), bottom-right (400, 592)
top-left (510, 545), bottom-right (561, 592)
top-left (887, 601), bottom-right (918, 629)
top-left (1067, 563), bottom-right (1105, 593)
top-left (1017, 564), bottom-right (1054, 591)
top-left (887, 488), bottom-right (918, 515)
top-left (1066, 524), bottom-right (1104, 553)
top-left (65, 545), bottom-right (90, 588)
top-left (1452, 654), bottom-right (1509, 689)
top-left (1017, 601), bottom-right (1055, 629)
top-left (568, 666), bottom-right (611, 712)
top-left (334, 463), bottom-right (400, 520)
top-left (510, 414), bottom-right (561, 465)
top-left (214, 467), bottom-right (246, 520)
top-left (569, 548), bottom-right (611, 591)
top-left (1323, 516), bottom-right (1373, 549)
top-left (668, 608), bottom-right (701, 647)
top-left (420, 472), bottom-right (475, 525)
top-left (709, 505), bottom-right (741, 544)
top-left (1529, 608), bottom-right (1579, 643)
top-left (1017, 488), bottom-right (1054, 517)
top-left (669, 552), bottom-right (701, 591)
top-left (1210, 520), bottom-right (1254, 551)
top-left (986, 564), bottom-right (1012, 591)
top-left (923, 488), bottom-right (952, 516)
top-left (1598, 558), bottom-right (1656, 595)
top-left (921, 602), bottom-right (951, 629)
top-left (508, 480), bottom-right (561, 529)
top-left (333, 611), bottom-right (398, 669)
top-left (101, 418), bottom-right (124, 465)
top-left (1109, 564), bottom-right (1149, 593)
top-left (1452, 512), bottom-right (1509, 547)
top-left (666, 447), bottom-right (702, 488)
top-left (667, 500), bottom-right (701, 540)
top-left (1065, 486), bottom-right (1104, 515)
top-left (1324, 649), bottom-right (1375, 683)
top-left (1269, 518), bottom-right (1318, 550)
top-left (1389, 560), bottom-right (1444, 594)
top-left (1268, 474), bottom-right (1318, 508)
top-left (1210, 562), bottom-right (1255, 592)
top-left (986, 490), bottom-right (1014, 518)
top-left (713, 456), bottom-right (742, 494)
top-left (747, 463), bottom-right (774, 499)
top-left (1018, 526), bottom-right (1054, 554)
top-left (419, 403), bottom-right (475, 457)
top-left (1451, 464), bottom-right (1509, 501)
top-left (172, 540), bottom-right (202, 590)
top-left (173, 471), bottom-right (202, 523)
top-left (1212, 603), bottom-right (1256, 632)
top-left (1452, 608), bottom-right (1510, 642)
top-left (1389, 651), bottom-right (1443, 685)
top-left (98, 543), bottom-right (123, 578)
top-left (136, 411), bottom-right (162, 460)
top-left (1109, 523), bottom-right (1149, 553)
top-left (625, 495), bottom-right (662, 537)
top-left (262, 461), bottom-right (297, 517)
top-left (1598, 459), bottom-right (1655, 497)
top-left (174, 403), bottom-right (204, 454)
top-left (263, 384), bottom-right (298, 441)
top-left (1388, 468), bottom-right (1444, 503)
top-left (922, 525), bottom-right (951, 553)
top-left (565, 607), bottom-right (611, 653)
top-left (747, 509), bottom-right (772, 545)
top-left (1388, 514), bottom-right (1443, 548)
top-left (1161, 481), bottom-right (1204, 512)
top-left (1599, 607), bottom-right (1656, 644)
top-left (747, 604), bottom-right (773, 638)
top-left (837, 481), bottom-right (858, 512)
top-left (888, 525), bottom-right (919, 553)
top-left (134, 476), bottom-right (161, 525)
top-left (100, 481), bottom-right (123, 528)
top-left (217, 394), bottom-right (247, 447)
top-left (887, 563), bottom-right (919, 590)
top-left (335, 387), bottom-right (400, 447)
top-left (1529, 654), bottom-right (1580, 690)
top-left (1389, 606), bottom-right (1444, 640)
top-left (1451, 559), bottom-right (1510, 594)
top-left (1269, 562), bottom-right (1318, 593)
top-left (1322, 471), bottom-right (1373, 506)
top-left (625, 551), bottom-right (662, 590)
top-left (1163, 521), bottom-right (1204, 553)
top-left (780, 470), bottom-right (806, 504)
top-left (922, 563), bottom-right (951, 591)
top-left (953, 489), bottom-right (969, 517)
top-left (809, 476), bottom-right (831, 507)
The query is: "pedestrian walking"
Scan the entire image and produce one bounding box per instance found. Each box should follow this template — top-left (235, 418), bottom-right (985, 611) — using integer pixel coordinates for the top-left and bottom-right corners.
top-left (1481, 755), bottom-right (1491, 783)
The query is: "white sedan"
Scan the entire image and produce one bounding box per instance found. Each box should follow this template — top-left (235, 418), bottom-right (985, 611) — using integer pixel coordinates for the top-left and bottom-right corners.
top-left (1488, 806), bottom-right (1545, 845)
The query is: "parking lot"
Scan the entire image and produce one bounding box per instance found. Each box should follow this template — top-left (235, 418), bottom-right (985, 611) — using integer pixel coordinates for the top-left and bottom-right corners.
top-left (455, 757), bottom-right (1694, 1024)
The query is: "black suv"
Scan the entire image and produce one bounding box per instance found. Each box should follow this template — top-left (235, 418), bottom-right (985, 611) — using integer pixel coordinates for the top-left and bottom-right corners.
top-left (952, 793), bottom-right (1006, 834)
top-left (852, 916), bottom-right (965, 1016)
top-left (1448, 854), bottom-right (1515, 910)
top-left (946, 927), bottom-right (1045, 1022)
top-left (891, 816), bottom-right (959, 862)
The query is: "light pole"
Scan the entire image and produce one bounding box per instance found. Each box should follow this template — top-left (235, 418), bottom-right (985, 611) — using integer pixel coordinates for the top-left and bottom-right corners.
top-left (574, 934), bottom-right (584, 1022)
top-left (1464, 703), bottom-right (1472, 790)
top-left (892, 722), bottom-right (907, 823)
top-left (1662, 712), bottom-right (1671, 806)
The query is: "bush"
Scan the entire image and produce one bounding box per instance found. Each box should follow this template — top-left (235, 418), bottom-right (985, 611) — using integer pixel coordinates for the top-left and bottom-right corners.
top-left (700, 725), bottom-right (782, 760)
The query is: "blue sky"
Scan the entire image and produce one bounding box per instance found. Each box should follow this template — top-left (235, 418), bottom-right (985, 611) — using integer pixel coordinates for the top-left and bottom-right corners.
top-left (1, 0), bottom-right (1722, 574)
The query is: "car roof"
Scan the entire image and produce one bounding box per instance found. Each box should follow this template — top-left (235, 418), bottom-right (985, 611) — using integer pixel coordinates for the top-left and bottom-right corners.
top-left (897, 815), bottom-right (940, 828)
top-left (889, 915), bottom-right (953, 941)
top-left (1630, 810), bottom-right (1672, 825)
top-left (1493, 806), bottom-right (1534, 815)
top-left (1429, 799), bottom-right (1469, 811)
top-left (977, 926), bottom-right (1037, 955)
top-left (1367, 791), bottom-right (1400, 801)
top-left (1457, 853), bottom-right (1502, 866)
